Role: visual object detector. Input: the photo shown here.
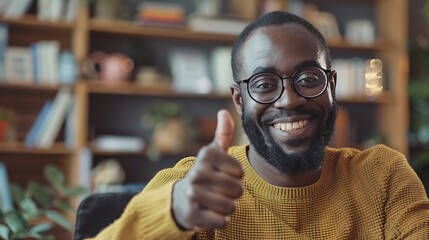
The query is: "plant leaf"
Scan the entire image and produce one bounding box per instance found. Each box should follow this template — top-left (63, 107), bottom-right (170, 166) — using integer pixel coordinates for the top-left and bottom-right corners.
top-left (44, 164), bottom-right (65, 193)
top-left (29, 223), bottom-right (53, 234)
top-left (10, 183), bottom-right (25, 206)
top-left (4, 211), bottom-right (28, 234)
top-left (45, 210), bottom-right (72, 232)
top-left (0, 224), bottom-right (10, 239)
top-left (63, 186), bottom-right (87, 197)
top-left (28, 181), bottom-right (50, 208)
top-left (19, 198), bottom-right (40, 220)
top-left (53, 200), bottom-right (73, 213)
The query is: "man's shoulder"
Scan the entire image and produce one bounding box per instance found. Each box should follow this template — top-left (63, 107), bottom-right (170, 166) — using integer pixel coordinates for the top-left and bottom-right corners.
top-left (326, 144), bottom-right (407, 172)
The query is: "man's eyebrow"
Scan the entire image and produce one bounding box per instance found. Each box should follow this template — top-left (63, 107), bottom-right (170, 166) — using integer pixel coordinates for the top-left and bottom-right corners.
top-left (295, 60), bottom-right (320, 69)
top-left (249, 60), bottom-right (320, 77)
top-left (251, 66), bottom-right (277, 76)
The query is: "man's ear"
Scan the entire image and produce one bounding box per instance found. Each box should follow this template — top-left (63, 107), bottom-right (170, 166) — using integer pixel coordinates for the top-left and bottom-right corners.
top-left (230, 83), bottom-right (243, 116)
top-left (329, 70), bottom-right (337, 97)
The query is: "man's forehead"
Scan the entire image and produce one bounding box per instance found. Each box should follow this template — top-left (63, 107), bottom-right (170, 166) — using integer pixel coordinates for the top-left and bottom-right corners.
top-left (240, 23), bottom-right (328, 71)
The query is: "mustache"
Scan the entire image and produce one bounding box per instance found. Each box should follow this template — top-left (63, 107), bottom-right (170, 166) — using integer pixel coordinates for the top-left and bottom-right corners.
top-left (260, 108), bottom-right (323, 124)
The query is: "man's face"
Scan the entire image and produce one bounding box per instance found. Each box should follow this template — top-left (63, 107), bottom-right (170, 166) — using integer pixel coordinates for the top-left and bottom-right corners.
top-left (232, 23), bottom-right (338, 174)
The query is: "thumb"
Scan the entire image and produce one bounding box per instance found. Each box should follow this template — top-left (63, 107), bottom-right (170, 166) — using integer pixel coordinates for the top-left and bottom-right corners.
top-left (213, 109), bottom-right (235, 151)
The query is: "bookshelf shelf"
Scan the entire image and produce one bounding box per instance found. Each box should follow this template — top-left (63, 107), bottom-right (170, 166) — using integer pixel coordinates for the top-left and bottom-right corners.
top-left (89, 19), bottom-right (237, 43)
top-left (90, 145), bottom-right (200, 158)
top-left (86, 81), bottom-right (230, 100)
top-left (0, 82), bottom-right (71, 92)
top-left (327, 38), bottom-right (388, 51)
top-left (0, 143), bottom-right (72, 155)
top-left (0, 15), bottom-right (75, 30)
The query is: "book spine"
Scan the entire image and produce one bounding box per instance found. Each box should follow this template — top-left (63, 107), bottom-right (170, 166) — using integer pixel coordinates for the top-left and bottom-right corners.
top-left (36, 88), bottom-right (73, 149)
top-left (0, 23), bottom-right (8, 81)
top-left (24, 100), bottom-right (53, 147)
top-left (0, 162), bottom-right (13, 213)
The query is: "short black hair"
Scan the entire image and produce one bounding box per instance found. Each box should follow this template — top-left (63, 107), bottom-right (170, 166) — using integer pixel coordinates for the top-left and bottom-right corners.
top-left (231, 11), bottom-right (331, 81)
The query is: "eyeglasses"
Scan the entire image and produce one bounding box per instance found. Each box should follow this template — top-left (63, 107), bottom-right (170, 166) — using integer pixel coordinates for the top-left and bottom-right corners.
top-left (236, 67), bottom-right (332, 104)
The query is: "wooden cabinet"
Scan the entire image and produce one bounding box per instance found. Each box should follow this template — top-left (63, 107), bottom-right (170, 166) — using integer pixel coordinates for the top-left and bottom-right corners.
top-left (0, 0), bottom-right (408, 196)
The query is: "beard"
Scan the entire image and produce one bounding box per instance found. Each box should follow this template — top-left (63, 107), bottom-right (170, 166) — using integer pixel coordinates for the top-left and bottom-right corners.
top-left (242, 102), bottom-right (339, 175)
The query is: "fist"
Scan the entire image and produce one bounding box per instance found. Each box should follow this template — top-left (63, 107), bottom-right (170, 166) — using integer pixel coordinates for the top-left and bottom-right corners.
top-left (172, 110), bottom-right (244, 230)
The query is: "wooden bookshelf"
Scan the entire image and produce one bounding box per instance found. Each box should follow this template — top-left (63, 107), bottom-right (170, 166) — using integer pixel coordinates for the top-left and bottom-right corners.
top-left (0, 0), bottom-right (409, 222)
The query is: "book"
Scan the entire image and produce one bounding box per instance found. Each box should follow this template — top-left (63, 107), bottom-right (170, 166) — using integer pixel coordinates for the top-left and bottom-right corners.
top-left (169, 48), bottom-right (212, 93)
top-left (64, 0), bottom-right (79, 22)
top-left (37, 0), bottom-right (51, 21)
top-left (2, 0), bottom-right (32, 19)
top-left (0, 23), bottom-right (8, 82)
top-left (36, 88), bottom-right (73, 149)
top-left (0, 162), bottom-right (13, 213)
top-left (93, 182), bottom-right (146, 194)
top-left (43, 40), bottom-right (60, 85)
top-left (92, 135), bottom-right (145, 152)
top-left (5, 46), bottom-right (33, 83)
top-left (77, 148), bottom-right (92, 201)
top-left (187, 15), bottom-right (249, 35)
top-left (30, 40), bottom-right (60, 85)
top-left (64, 98), bottom-right (75, 149)
top-left (210, 47), bottom-right (233, 94)
top-left (135, 2), bottom-right (185, 27)
top-left (58, 50), bottom-right (77, 85)
top-left (24, 100), bottom-right (53, 147)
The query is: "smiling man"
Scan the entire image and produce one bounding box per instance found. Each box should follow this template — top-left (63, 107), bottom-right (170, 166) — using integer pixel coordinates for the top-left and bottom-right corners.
top-left (88, 11), bottom-right (429, 239)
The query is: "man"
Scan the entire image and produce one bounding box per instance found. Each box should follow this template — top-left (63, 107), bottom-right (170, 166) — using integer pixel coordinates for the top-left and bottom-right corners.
top-left (89, 11), bottom-right (429, 239)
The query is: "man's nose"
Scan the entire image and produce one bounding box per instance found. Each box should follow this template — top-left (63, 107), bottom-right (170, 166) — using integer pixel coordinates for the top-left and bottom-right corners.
top-left (272, 80), bottom-right (307, 109)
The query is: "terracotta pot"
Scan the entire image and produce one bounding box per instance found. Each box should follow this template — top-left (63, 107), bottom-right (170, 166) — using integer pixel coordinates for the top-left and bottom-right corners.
top-left (152, 119), bottom-right (187, 154)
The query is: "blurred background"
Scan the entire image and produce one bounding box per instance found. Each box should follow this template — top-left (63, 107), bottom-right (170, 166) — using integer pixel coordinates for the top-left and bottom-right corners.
top-left (0, 0), bottom-right (428, 238)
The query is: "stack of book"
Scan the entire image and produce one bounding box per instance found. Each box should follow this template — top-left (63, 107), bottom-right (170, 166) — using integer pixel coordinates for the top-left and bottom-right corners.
top-left (135, 2), bottom-right (185, 27)
top-left (187, 15), bottom-right (249, 35)
top-left (25, 88), bottom-right (75, 149)
top-left (0, 0), bottom-right (79, 22)
top-left (2, 39), bottom-right (77, 85)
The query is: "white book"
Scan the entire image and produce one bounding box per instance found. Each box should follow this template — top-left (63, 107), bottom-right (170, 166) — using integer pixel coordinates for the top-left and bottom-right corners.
top-left (25, 100), bottom-right (53, 147)
top-left (0, 162), bottom-right (13, 213)
top-left (5, 46), bottom-right (33, 83)
top-left (64, 98), bottom-right (75, 149)
top-left (36, 88), bottom-right (73, 149)
top-left (49, 0), bottom-right (63, 21)
top-left (44, 40), bottom-right (60, 84)
top-left (77, 147), bottom-right (92, 202)
top-left (64, 0), bottom-right (79, 22)
top-left (210, 47), bottom-right (233, 94)
top-left (169, 48), bottom-right (212, 93)
top-left (188, 15), bottom-right (249, 35)
top-left (35, 41), bottom-right (49, 84)
top-left (93, 135), bottom-right (145, 152)
top-left (37, 0), bottom-right (51, 21)
top-left (3, 0), bottom-right (32, 19)
top-left (0, 23), bottom-right (8, 82)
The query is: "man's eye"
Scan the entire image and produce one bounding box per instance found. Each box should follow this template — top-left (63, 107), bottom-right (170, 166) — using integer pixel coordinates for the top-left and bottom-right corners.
top-left (254, 81), bottom-right (276, 88)
top-left (250, 79), bottom-right (278, 92)
top-left (296, 75), bottom-right (322, 87)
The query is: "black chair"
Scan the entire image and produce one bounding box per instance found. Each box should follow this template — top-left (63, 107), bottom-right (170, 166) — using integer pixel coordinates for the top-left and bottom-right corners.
top-left (74, 192), bottom-right (137, 240)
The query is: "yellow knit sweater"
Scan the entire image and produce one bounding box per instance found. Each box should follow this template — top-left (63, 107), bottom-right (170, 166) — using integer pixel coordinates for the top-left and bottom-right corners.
top-left (89, 144), bottom-right (429, 239)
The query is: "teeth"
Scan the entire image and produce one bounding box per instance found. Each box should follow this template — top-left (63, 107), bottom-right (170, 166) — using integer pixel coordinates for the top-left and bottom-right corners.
top-left (274, 120), bottom-right (309, 132)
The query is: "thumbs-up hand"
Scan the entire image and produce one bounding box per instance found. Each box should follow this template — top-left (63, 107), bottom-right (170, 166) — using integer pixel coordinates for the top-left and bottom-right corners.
top-left (172, 110), bottom-right (244, 231)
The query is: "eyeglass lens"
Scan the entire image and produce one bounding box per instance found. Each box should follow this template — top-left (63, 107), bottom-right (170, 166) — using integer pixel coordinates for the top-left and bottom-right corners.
top-left (247, 67), bottom-right (328, 103)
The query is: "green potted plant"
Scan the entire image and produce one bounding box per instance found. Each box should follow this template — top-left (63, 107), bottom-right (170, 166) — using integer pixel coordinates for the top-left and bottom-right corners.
top-left (141, 102), bottom-right (193, 160)
top-left (0, 164), bottom-right (86, 239)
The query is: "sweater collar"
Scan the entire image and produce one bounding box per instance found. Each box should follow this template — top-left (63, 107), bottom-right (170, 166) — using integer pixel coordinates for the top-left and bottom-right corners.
top-left (229, 145), bottom-right (337, 200)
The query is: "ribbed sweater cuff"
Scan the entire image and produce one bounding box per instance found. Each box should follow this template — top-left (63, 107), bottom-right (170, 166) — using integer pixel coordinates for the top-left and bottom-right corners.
top-left (130, 181), bottom-right (195, 239)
